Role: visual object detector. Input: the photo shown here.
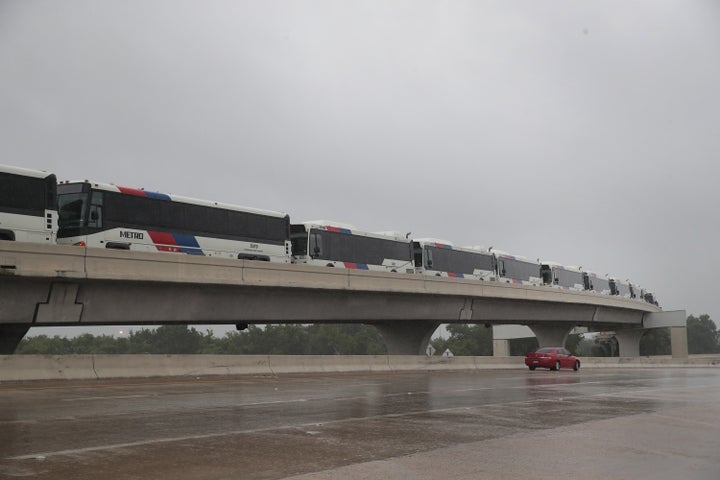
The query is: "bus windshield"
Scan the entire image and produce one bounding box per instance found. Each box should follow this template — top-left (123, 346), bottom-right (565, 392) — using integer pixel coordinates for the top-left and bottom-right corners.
top-left (58, 192), bottom-right (89, 228)
top-left (290, 224), bottom-right (309, 256)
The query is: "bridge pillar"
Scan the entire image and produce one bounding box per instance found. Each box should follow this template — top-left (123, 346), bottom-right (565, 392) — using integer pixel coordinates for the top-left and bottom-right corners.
top-left (670, 326), bottom-right (689, 358)
top-left (372, 321), bottom-right (441, 355)
top-left (614, 329), bottom-right (644, 357)
top-left (0, 324), bottom-right (30, 354)
top-left (492, 325), bottom-right (534, 356)
top-left (527, 325), bottom-right (573, 348)
top-left (492, 339), bottom-right (511, 357)
top-left (643, 310), bottom-right (687, 358)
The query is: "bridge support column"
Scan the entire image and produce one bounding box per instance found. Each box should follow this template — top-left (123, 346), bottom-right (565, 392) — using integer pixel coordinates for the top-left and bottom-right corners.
top-left (614, 329), bottom-right (644, 357)
top-left (670, 326), bottom-right (689, 358)
top-left (372, 321), bottom-right (441, 355)
top-left (0, 324), bottom-right (30, 354)
top-left (492, 339), bottom-right (510, 357)
top-left (527, 325), bottom-right (573, 348)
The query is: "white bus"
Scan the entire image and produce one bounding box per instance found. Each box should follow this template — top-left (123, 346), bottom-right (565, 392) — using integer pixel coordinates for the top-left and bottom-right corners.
top-left (540, 262), bottom-right (585, 291)
top-left (290, 221), bottom-right (414, 272)
top-left (0, 164), bottom-right (57, 243)
top-left (413, 239), bottom-right (496, 280)
top-left (629, 283), bottom-right (645, 301)
top-left (609, 277), bottom-right (633, 298)
top-left (644, 291), bottom-right (659, 306)
top-left (493, 250), bottom-right (542, 285)
top-left (585, 270), bottom-right (611, 295)
top-left (56, 180), bottom-right (291, 262)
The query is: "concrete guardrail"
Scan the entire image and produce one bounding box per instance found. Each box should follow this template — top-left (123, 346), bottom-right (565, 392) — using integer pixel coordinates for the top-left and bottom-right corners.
top-left (1, 354), bottom-right (719, 382)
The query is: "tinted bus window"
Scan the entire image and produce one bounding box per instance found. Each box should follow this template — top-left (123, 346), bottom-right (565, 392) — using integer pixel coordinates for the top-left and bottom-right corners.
top-left (589, 276), bottom-right (611, 292)
top-left (499, 257), bottom-right (539, 282)
top-left (0, 172), bottom-right (52, 216)
top-left (310, 229), bottom-right (412, 265)
top-left (425, 247), bottom-right (494, 274)
top-left (556, 269), bottom-right (585, 289)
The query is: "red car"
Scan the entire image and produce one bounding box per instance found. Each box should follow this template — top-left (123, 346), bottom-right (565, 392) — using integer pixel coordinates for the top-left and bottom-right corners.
top-left (525, 347), bottom-right (580, 371)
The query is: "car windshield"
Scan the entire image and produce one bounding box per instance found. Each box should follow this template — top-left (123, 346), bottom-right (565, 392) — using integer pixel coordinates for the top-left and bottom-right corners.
top-left (536, 347), bottom-right (554, 353)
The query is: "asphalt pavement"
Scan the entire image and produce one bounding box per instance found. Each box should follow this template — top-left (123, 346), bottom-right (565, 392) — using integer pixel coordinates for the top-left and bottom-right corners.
top-left (1, 367), bottom-right (719, 479)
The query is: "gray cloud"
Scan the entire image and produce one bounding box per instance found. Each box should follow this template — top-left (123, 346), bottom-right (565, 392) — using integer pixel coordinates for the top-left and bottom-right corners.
top-left (2, 1), bottom-right (719, 336)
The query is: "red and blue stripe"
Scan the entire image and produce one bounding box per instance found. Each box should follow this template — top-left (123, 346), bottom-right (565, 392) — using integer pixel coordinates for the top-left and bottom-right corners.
top-left (148, 231), bottom-right (203, 255)
top-left (326, 226), bottom-right (353, 235)
top-left (118, 186), bottom-right (171, 201)
top-left (343, 262), bottom-right (369, 270)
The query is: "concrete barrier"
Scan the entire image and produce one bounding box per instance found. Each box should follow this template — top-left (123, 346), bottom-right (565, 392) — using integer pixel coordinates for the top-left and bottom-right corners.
top-left (0, 355), bottom-right (97, 381)
top-left (578, 355), bottom-right (720, 368)
top-left (1, 354), bottom-right (718, 382)
top-left (267, 355), bottom-right (391, 375)
top-left (92, 354), bottom-right (275, 378)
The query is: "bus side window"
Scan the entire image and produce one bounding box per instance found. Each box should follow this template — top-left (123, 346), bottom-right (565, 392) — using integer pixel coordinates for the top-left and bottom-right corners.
top-left (89, 192), bottom-right (103, 228)
top-left (89, 205), bottom-right (102, 228)
top-left (426, 249), bottom-right (433, 269)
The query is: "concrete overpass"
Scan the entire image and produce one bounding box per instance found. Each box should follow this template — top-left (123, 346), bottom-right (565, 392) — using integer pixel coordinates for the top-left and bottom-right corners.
top-left (0, 242), bottom-right (684, 355)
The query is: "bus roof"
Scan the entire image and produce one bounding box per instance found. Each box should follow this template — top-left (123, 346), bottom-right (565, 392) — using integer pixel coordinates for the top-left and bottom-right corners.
top-left (490, 249), bottom-right (531, 262)
top-left (58, 180), bottom-right (289, 219)
top-left (462, 245), bottom-right (491, 252)
top-left (300, 220), bottom-right (357, 231)
top-left (413, 238), bottom-right (455, 248)
top-left (0, 164), bottom-right (55, 179)
top-left (298, 221), bottom-right (410, 242)
top-left (540, 261), bottom-right (583, 273)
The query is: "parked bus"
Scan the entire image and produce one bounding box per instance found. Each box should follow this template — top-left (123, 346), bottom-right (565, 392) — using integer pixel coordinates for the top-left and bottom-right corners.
top-left (585, 271), bottom-right (611, 295)
top-left (0, 164), bottom-right (57, 243)
top-left (540, 262), bottom-right (585, 291)
top-left (629, 283), bottom-right (644, 300)
top-left (644, 291), bottom-right (659, 306)
top-left (413, 239), bottom-right (496, 280)
top-left (56, 180), bottom-right (291, 261)
top-left (493, 250), bottom-right (542, 285)
top-left (290, 221), bottom-right (414, 272)
top-left (609, 277), bottom-right (632, 298)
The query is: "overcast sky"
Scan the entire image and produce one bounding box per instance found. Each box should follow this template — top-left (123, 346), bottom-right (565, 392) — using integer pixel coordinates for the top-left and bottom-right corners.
top-left (2, 1), bottom-right (719, 338)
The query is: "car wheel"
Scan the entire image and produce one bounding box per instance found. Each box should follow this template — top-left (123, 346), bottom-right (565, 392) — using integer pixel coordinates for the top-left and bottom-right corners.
top-left (529, 366), bottom-right (536, 371)
top-left (554, 361), bottom-right (561, 371)
top-left (573, 360), bottom-right (580, 371)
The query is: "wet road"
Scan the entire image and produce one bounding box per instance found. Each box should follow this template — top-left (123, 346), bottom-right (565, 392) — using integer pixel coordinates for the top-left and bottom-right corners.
top-left (1, 368), bottom-right (719, 479)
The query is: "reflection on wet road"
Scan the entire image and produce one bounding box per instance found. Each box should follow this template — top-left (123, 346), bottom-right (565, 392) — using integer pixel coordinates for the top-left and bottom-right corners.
top-left (1, 368), bottom-right (719, 479)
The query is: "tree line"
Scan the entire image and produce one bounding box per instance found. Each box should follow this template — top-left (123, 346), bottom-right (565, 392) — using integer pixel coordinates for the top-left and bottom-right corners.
top-left (15, 314), bottom-right (719, 356)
